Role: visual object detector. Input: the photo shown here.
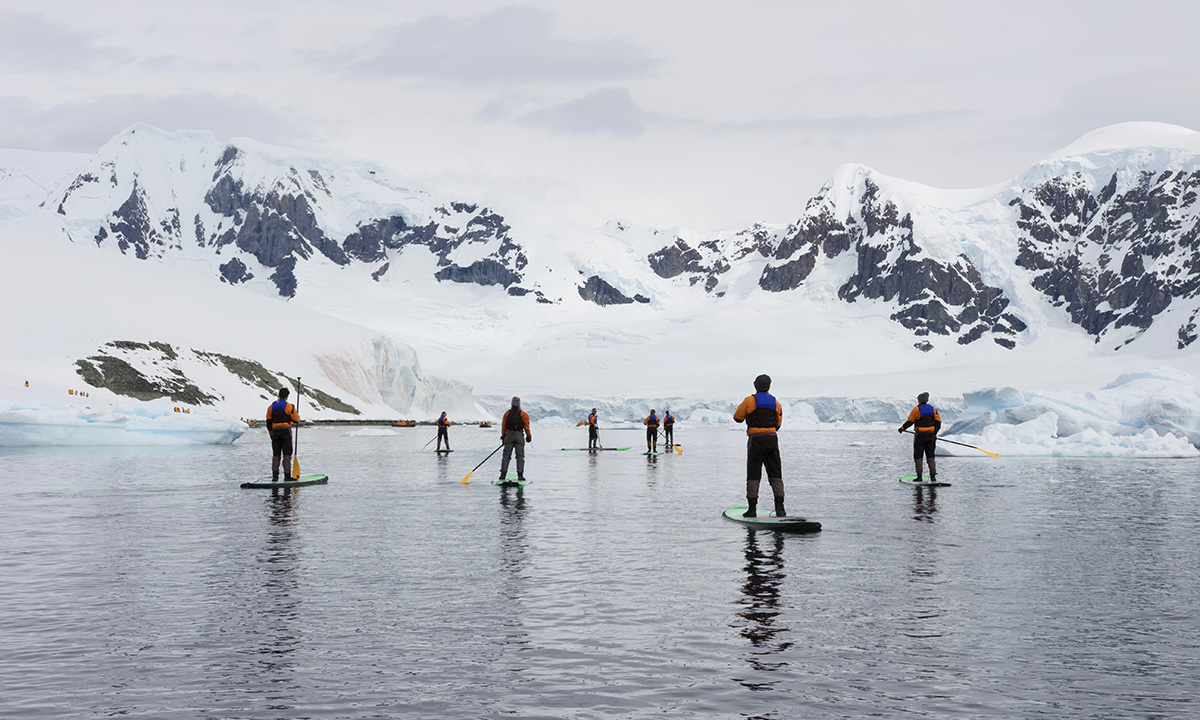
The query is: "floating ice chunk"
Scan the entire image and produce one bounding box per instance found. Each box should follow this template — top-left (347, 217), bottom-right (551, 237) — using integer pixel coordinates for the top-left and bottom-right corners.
top-left (0, 398), bottom-right (245, 446)
top-left (944, 412), bottom-right (1198, 458)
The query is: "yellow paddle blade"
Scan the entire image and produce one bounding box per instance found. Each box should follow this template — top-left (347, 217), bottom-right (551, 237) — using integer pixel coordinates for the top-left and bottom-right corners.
top-left (674, 444), bottom-right (682, 455)
top-left (460, 470), bottom-right (473, 484)
top-left (291, 455), bottom-right (300, 479)
top-left (980, 448), bottom-right (1000, 458)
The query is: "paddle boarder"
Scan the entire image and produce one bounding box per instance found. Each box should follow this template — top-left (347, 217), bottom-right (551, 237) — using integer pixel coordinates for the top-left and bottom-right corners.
top-left (265, 387), bottom-right (300, 482)
top-left (436, 411), bottom-right (451, 451)
top-left (588, 407), bottom-right (600, 450)
top-left (663, 409), bottom-right (675, 448)
top-left (899, 392), bottom-right (941, 482)
top-left (733, 374), bottom-right (785, 517)
top-left (644, 409), bottom-right (660, 452)
top-left (499, 396), bottom-right (532, 482)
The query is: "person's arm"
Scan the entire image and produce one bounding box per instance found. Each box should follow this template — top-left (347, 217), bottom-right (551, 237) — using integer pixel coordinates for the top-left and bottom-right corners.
top-left (288, 403), bottom-right (300, 424)
top-left (775, 401), bottom-right (783, 429)
top-left (733, 397), bottom-right (751, 423)
top-left (899, 407), bottom-right (917, 432)
top-left (523, 411), bottom-right (532, 441)
top-left (266, 405), bottom-right (273, 432)
top-left (500, 411), bottom-right (508, 442)
top-left (933, 409), bottom-right (941, 434)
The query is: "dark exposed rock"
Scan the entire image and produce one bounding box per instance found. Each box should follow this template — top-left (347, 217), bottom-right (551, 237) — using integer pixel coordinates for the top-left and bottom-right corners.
top-left (110, 181), bottom-right (154, 259)
top-left (435, 259), bottom-right (521, 287)
top-left (578, 275), bottom-right (635, 306)
top-left (219, 257), bottom-right (253, 285)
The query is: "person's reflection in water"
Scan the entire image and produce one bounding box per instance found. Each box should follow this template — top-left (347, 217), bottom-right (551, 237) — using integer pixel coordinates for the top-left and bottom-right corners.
top-left (496, 487), bottom-right (530, 654)
top-left (257, 489), bottom-right (302, 677)
top-left (912, 486), bottom-right (938, 523)
top-left (732, 529), bottom-right (790, 691)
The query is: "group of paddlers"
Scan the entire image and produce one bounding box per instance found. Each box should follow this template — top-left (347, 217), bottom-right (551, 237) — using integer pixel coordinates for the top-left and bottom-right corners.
top-left (263, 376), bottom-right (943, 515)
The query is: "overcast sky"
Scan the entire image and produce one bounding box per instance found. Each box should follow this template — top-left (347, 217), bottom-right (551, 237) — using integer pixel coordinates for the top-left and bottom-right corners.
top-left (3, 0), bottom-right (1198, 230)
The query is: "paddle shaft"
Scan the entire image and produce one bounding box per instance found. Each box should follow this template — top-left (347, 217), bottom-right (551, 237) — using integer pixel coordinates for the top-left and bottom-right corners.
top-left (460, 444), bottom-right (504, 483)
top-left (903, 429), bottom-right (998, 457)
top-left (292, 377), bottom-right (302, 478)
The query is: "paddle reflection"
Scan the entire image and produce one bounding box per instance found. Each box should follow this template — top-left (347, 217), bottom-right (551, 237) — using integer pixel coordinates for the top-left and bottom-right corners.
top-left (732, 528), bottom-right (791, 690)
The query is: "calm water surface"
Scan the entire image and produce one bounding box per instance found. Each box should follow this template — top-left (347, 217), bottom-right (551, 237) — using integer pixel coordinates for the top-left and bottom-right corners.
top-left (2, 425), bottom-right (1199, 719)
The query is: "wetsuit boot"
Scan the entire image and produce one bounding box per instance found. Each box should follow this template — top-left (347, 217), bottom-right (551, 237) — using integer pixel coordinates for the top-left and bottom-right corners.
top-left (774, 498), bottom-right (786, 517)
top-left (744, 498), bottom-right (757, 517)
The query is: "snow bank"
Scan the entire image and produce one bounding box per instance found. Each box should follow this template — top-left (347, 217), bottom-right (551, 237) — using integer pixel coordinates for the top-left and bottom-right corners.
top-left (0, 399), bottom-right (245, 446)
top-left (943, 367), bottom-right (1200, 457)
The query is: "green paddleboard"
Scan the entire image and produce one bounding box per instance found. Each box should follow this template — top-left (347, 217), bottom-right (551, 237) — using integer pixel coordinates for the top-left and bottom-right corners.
top-left (494, 472), bottom-right (529, 488)
top-left (241, 474), bottom-right (329, 489)
top-left (561, 447), bottom-right (632, 451)
top-left (435, 449), bottom-right (454, 453)
top-left (723, 506), bottom-right (821, 533)
top-left (899, 474), bottom-right (951, 487)
top-left (643, 450), bottom-right (659, 456)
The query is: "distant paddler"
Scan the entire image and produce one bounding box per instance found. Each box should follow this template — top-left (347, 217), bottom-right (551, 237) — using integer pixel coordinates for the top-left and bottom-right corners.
top-left (265, 387), bottom-right (300, 482)
top-left (643, 409), bottom-right (660, 453)
top-left (436, 411), bottom-right (452, 451)
top-left (898, 392), bottom-right (941, 483)
top-left (662, 409), bottom-right (676, 450)
top-left (587, 407), bottom-right (600, 450)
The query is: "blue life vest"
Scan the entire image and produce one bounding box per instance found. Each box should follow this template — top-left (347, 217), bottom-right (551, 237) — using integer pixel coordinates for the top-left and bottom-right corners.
top-left (915, 403), bottom-right (937, 429)
top-left (747, 392), bottom-right (778, 428)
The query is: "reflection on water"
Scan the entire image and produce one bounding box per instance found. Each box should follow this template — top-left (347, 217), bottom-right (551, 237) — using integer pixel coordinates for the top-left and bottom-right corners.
top-left (255, 490), bottom-right (302, 676)
top-left (912, 485), bottom-right (938, 523)
top-left (732, 529), bottom-right (790, 691)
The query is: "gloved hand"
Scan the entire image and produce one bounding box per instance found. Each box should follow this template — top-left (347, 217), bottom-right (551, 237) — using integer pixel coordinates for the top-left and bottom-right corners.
top-left (526, 435), bottom-right (532, 443)
top-left (898, 427), bottom-right (904, 433)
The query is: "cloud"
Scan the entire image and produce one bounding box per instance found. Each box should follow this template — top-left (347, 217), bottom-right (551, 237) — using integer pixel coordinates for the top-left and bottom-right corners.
top-left (0, 11), bottom-right (134, 74)
top-left (705, 109), bottom-right (977, 136)
top-left (0, 93), bottom-right (321, 152)
top-left (321, 5), bottom-right (662, 87)
top-left (516, 87), bottom-right (647, 137)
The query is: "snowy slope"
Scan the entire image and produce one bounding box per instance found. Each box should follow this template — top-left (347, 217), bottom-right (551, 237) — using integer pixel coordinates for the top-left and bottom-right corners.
top-left (0, 229), bottom-right (487, 435)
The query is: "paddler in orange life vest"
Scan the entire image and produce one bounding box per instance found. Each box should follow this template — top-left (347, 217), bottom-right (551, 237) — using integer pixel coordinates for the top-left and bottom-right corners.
top-left (587, 408), bottom-right (600, 450)
top-left (643, 409), bottom-right (660, 452)
top-left (436, 411), bottom-right (451, 451)
top-left (733, 374), bottom-right (785, 517)
top-left (899, 392), bottom-right (941, 482)
top-left (265, 387), bottom-right (300, 482)
top-left (662, 409), bottom-right (675, 448)
top-left (499, 396), bottom-right (532, 481)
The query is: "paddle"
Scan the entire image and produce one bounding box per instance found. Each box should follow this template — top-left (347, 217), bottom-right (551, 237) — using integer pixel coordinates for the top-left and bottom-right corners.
top-left (460, 445), bottom-right (503, 484)
top-left (420, 435), bottom-right (437, 452)
top-left (292, 377), bottom-right (302, 479)
top-left (903, 429), bottom-right (998, 457)
top-left (674, 444), bottom-right (682, 455)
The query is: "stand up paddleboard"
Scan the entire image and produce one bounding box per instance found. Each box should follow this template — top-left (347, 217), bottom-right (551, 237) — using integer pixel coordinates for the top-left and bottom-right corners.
top-left (561, 447), bottom-right (633, 451)
top-left (241, 474), bottom-right (329, 489)
top-left (435, 449), bottom-right (454, 454)
top-left (643, 450), bottom-right (659, 456)
top-left (494, 473), bottom-right (529, 488)
top-left (723, 506), bottom-right (821, 533)
top-left (899, 474), bottom-right (951, 487)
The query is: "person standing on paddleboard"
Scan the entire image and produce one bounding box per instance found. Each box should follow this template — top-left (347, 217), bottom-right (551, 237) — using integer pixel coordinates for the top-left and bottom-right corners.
top-left (899, 392), bottom-right (941, 482)
top-left (266, 387), bottom-right (300, 482)
top-left (588, 408), bottom-right (600, 450)
top-left (436, 411), bottom-right (451, 451)
top-left (733, 374), bottom-right (785, 517)
top-left (663, 409), bottom-right (675, 448)
top-left (643, 409), bottom-right (660, 452)
top-left (499, 397), bottom-right (532, 481)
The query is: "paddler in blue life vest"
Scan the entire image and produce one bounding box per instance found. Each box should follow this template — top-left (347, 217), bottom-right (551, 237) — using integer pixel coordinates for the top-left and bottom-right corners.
top-left (587, 408), bottom-right (600, 450)
top-left (499, 396), bottom-right (532, 481)
top-left (643, 409), bottom-right (660, 452)
top-left (662, 409), bottom-right (676, 448)
top-left (899, 392), bottom-right (941, 482)
top-left (265, 387), bottom-right (300, 482)
top-left (436, 411), bottom-right (451, 451)
top-left (733, 374), bottom-right (785, 517)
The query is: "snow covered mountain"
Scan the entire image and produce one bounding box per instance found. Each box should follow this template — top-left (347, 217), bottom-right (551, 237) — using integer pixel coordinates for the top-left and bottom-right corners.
top-left (4, 122), bottom-right (1200, 404)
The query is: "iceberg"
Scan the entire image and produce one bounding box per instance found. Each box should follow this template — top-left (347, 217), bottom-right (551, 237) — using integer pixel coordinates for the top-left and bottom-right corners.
top-left (0, 399), bottom-right (246, 446)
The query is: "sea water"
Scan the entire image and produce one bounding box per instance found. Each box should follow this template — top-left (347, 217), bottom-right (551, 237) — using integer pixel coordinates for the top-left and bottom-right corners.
top-left (2, 425), bottom-right (1198, 719)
